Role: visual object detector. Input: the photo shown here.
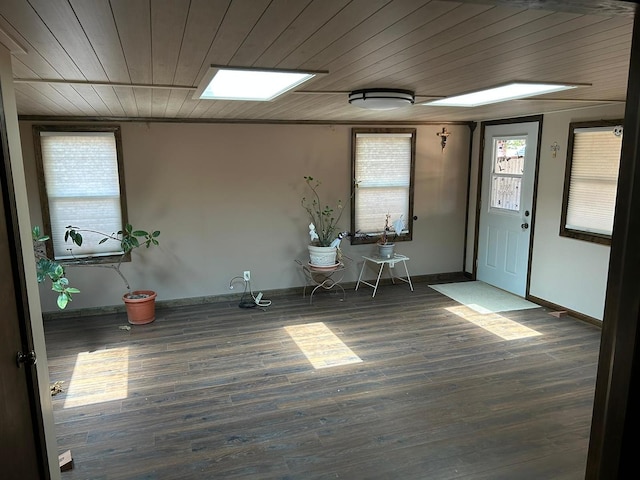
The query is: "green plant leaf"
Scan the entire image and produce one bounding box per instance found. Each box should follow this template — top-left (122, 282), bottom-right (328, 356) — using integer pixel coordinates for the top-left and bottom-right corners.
top-left (68, 230), bottom-right (82, 246)
top-left (132, 230), bottom-right (148, 237)
top-left (34, 225), bottom-right (80, 309)
top-left (32, 226), bottom-right (50, 242)
top-left (57, 294), bottom-right (69, 309)
top-left (54, 264), bottom-right (64, 275)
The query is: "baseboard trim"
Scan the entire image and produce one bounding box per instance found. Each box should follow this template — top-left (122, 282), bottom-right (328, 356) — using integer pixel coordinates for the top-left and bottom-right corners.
top-left (527, 294), bottom-right (602, 327)
top-left (43, 271), bottom-right (468, 321)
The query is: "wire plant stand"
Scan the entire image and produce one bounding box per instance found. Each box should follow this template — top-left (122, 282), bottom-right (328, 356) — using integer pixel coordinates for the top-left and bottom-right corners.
top-left (296, 255), bottom-right (351, 304)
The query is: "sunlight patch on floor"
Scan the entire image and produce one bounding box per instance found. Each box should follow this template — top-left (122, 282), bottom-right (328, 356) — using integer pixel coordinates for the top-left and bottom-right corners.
top-left (446, 305), bottom-right (542, 340)
top-left (284, 322), bottom-right (362, 369)
top-left (63, 346), bottom-right (129, 408)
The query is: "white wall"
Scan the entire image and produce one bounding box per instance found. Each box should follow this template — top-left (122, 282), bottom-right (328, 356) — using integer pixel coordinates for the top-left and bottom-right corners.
top-left (21, 121), bottom-right (471, 313)
top-left (529, 104), bottom-right (624, 320)
top-left (467, 103), bottom-right (625, 321)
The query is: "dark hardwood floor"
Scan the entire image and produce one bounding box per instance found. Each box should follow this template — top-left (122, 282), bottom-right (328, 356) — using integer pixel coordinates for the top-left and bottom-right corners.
top-left (43, 280), bottom-right (601, 479)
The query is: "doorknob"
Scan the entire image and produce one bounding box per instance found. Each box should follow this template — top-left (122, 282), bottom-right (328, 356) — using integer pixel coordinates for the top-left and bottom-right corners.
top-left (16, 350), bottom-right (37, 368)
top-left (521, 223), bottom-right (529, 230)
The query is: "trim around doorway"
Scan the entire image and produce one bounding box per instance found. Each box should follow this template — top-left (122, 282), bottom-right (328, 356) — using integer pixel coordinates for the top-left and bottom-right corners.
top-left (472, 115), bottom-right (544, 298)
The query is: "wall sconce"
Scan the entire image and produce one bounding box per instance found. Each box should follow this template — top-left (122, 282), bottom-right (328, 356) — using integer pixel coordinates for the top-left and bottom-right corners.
top-left (550, 141), bottom-right (560, 158)
top-left (437, 127), bottom-right (451, 151)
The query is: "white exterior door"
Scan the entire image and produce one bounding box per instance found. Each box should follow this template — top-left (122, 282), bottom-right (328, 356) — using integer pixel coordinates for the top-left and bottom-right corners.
top-left (477, 121), bottom-right (539, 297)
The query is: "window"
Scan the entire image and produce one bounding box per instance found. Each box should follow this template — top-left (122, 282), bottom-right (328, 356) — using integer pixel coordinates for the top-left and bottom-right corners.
top-left (33, 125), bottom-right (128, 262)
top-left (350, 128), bottom-right (416, 244)
top-left (560, 120), bottom-right (623, 245)
top-left (490, 137), bottom-right (526, 212)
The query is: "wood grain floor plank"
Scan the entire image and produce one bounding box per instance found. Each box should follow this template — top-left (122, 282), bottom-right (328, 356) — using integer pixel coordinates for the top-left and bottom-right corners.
top-left (44, 280), bottom-right (600, 479)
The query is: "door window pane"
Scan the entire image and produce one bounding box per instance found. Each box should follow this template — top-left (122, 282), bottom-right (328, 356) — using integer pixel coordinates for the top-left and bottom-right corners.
top-left (490, 138), bottom-right (525, 212)
top-left (490, 176), bottom-right (522, 211)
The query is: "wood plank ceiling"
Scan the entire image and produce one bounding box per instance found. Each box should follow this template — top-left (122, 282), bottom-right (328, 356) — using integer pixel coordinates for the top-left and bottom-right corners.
top-left (0, 0), bottom-right (635, 123)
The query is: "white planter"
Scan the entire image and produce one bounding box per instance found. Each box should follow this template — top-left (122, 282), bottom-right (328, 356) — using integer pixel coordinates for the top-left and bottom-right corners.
top-left (377, 243), bottom-right (395, 259)
top-left (308, 245), bottom-right (338, 266)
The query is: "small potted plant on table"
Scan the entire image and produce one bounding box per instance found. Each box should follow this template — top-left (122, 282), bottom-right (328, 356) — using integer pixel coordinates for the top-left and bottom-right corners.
top-left (377, 214), bottom-right (405, 258)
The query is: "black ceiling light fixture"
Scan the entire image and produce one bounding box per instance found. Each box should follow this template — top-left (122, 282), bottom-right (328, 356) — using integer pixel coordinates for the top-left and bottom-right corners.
top-left (348, 88), bottom-right (415, 110)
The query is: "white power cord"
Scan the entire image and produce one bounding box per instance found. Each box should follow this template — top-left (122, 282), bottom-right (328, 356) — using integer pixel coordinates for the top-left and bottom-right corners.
top-left (252, 290), bottom-right (271, 308)
top-left (228, 275), bottom-right (271, 308)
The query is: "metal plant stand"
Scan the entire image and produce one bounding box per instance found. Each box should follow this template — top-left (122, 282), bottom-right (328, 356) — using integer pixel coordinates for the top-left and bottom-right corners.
top-left (296, 259), bottom-right (348, 304)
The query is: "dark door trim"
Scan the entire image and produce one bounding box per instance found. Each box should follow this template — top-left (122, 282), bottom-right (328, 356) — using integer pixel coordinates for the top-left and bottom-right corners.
top-left (586, 8), bottom-right (640, 478)
top-left (472, 114), bottom-right (543, 299)
top-left (0, 76), bottom-right (50, 478)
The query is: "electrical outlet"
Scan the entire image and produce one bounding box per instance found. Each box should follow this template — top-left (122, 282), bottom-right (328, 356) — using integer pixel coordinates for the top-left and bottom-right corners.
top-left (243, 270), bottom-right (250, 281)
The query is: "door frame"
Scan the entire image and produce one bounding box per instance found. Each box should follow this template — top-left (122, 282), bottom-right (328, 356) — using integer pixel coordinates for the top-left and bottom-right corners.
top-left (0, 72), bottom-right (50, 478)
top-left (472, 114), bottom-right (544, 298)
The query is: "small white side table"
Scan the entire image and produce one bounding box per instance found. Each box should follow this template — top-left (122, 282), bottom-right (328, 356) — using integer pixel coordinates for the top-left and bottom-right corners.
top-left (355, 254), bottom-right (414, 297)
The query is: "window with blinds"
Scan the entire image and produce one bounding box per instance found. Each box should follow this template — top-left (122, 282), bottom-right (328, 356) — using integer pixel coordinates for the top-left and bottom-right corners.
top-left (34, 126), bottom-right (128, 261)
top-left (350, 128), bottom-right (416, 244)
top-left (560, 120), bottom-right (623, 245)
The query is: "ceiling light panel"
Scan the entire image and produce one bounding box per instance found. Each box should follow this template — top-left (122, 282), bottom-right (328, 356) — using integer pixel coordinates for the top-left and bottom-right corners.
top-left (194, 66), bottom-right (317, 101)
top-left (423, 82), bottom-right (586, 107)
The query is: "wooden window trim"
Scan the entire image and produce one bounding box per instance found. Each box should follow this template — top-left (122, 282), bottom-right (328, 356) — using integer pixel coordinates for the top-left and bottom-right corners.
top-left (350, 127), bottom-right (416, 246)
top-left (33, 124), bottom-right (131, 264)
top-left (559, 119), bottom-right (623, 246)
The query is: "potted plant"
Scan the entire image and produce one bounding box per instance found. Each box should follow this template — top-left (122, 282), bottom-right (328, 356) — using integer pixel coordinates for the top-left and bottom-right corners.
top-left (64, 223), bottom-right (160, 324)
top-left (32, 226), bottom-right (80, 309)
top-left (377, 214), bottom-right (405, 258)
top-left (301, 176), bottom-right (348, 266)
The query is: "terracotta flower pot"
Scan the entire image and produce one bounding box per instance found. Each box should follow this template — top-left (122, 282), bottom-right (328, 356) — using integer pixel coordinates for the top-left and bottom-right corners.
top-left (122, 290), bottom-right (157, 325)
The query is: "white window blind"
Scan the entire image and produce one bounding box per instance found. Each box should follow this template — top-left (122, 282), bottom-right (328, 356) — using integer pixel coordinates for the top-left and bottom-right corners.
top-left (565, 127), bottom-right (622, 236)
top-left (40, 131), bottom-right (124, 259)
top-left (354, 133), bottom-right (411, 234)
